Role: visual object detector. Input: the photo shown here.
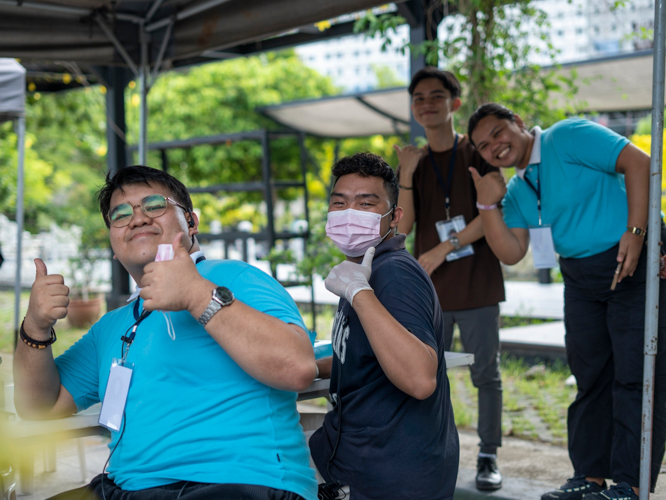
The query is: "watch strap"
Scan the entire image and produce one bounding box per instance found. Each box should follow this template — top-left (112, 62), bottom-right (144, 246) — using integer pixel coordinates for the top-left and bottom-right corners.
top-left (197, 299), bottom-right (222, 327)
top-left (627, 226), bottom-right (647, 237)
top-left (449, 235), bottom-right (462, 250)
top-left (197, 287), bottom-right (234, 327)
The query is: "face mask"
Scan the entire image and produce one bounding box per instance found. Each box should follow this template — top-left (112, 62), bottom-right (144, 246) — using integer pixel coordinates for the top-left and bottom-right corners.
top-left (326, 207), bottom-right (394, 257)
top-left (155, 244), bottom-right (176, 341)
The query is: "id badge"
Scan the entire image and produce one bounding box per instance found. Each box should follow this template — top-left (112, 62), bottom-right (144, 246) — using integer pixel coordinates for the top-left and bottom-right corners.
top-left (99, 358), bottom-right (133, 431)
top-left (529, 225), bottom-right (558, 269)
top-left (435, 215), bottom-right (475, 262)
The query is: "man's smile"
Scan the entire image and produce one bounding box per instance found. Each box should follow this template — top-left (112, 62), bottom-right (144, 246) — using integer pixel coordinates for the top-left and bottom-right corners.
top-left (129, 230), bottom-right (160, 241)
top-left (497, 146), bottom-right (511, 160)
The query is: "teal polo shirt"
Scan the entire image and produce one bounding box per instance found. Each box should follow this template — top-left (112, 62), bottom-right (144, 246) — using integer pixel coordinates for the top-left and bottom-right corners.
top-left (55, 259), bottom-right (317, 499)
top-left (502, 118), bottom-right (630, 259)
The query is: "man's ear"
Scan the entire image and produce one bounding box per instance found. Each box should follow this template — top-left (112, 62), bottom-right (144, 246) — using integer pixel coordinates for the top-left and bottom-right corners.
top-left (188, 211), bottom-right (200, 236)
top-left (391, 206), bottom-right (404, 228)
top-left (451, 97), bottom-right (462, 112)
top-left (514, 114), bottom-right (525, 130)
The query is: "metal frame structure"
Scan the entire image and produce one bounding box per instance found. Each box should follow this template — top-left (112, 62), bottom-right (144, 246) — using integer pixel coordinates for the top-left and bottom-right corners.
top-left (641, 2), bottom-right (666, 497)
top-left (127, 129), bottom-right (317, 329)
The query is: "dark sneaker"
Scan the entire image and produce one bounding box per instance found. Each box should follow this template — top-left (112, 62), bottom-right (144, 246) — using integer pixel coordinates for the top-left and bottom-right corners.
top-left (583, 483), bottom-right (638, 500)
top-left (476, 456), bottom-right (502, 491)
top-left (541, 476), bottom-right (606, 500)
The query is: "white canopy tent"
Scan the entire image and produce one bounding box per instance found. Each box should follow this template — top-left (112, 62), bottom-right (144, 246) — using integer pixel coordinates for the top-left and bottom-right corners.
top-left (0, 58), bottom-right (26, 347)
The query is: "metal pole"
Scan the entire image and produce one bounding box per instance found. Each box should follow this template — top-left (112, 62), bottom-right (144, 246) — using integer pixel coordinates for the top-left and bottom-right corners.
top-left (640, 1), bottom-right (666, 497)
top-left (298, 132), bottom-right (315, 332)
top-left (261, 130), bottom-right (276, 250)
top-left (13, 116), bottom-right (26, 351)
top-left (139, 25), bottom-right (149, 165)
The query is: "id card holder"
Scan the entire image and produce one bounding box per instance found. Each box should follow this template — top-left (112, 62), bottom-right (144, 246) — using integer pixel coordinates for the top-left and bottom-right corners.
top-left (528, 225), bottom-right (558, 269)
top-left (99, 358), bottom-right (133, 431)
top-left (435, 215), bottom-right (475, 262)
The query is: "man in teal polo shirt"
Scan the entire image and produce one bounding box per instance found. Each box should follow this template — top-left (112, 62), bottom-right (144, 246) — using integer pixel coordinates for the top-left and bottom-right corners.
top-left (467, 104), bottom-right (666, 500)
top-left (13, 166), bottom-right (318, 500)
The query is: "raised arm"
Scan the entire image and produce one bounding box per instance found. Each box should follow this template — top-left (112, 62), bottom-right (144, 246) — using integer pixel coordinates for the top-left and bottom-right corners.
top-left (14, 259), bottom-right (77, 420)
top-left (140, 234), bottom-right (317, 393)
top-left (324, 248), bottom-right (437, 400)
top-left (469, 168), bottom-right (530, 265)
top-left (394, 144), bottom-right (425, 235)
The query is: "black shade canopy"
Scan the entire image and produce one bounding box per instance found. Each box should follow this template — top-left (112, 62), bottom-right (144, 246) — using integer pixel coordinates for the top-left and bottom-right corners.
top-left (0, 0), bottom-right (392, 74)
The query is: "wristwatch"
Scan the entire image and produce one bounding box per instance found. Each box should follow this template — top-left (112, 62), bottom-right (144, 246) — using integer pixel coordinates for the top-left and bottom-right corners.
top-left (197, 286), bottom-right (235, 326)
top-left (627, 226), bottom-right (647, 237)
top-left (448, 234), bottom-right (462, 250)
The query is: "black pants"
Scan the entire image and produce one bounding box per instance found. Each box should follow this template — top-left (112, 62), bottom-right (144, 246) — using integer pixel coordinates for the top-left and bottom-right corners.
top-left (47, 474), bottom-right (306, 500)
top-left (560, 244), bottom-right (666, 491)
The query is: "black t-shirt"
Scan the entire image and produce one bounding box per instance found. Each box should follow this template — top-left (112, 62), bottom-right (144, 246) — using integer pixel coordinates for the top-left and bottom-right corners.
top-left (309, 235), bottom-right (459, 500)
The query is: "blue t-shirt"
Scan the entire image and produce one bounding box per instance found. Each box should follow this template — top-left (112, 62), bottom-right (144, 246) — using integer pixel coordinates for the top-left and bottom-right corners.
top-left (55, 259), bottom-right (317, 500)
top-left (309, 235), bottom-right (459, 500)
top-left (502, 118), bottom-right (630, 258)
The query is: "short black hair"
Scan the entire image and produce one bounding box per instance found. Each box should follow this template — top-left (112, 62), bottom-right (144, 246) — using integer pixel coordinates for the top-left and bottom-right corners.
top-left (331, 152), bottom-right (399, 208)
top-left (467, 103), bottom-right (516, 147)
top-left (98, 165), bottom-right (194, 229)
top-left (408, 67), bottom-right (461, 99)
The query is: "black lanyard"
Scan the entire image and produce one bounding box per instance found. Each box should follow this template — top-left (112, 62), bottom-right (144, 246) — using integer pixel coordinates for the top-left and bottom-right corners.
top-left (120, 255), bottom-right (206, 361)
top-left (427, 134), bottom-right (459, 220)
top-left (523, 167), bottom-right (543, 226)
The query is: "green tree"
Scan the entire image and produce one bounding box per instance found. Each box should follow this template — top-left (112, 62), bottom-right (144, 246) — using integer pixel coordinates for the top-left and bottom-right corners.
top-left (124, 50), bottom-right (339, 232)
top-left (355, 1), bottom-right (579, 130)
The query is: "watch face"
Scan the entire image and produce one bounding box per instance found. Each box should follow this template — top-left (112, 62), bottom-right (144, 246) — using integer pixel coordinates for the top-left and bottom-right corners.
top-left (214, 286), bottom-right (234, 306)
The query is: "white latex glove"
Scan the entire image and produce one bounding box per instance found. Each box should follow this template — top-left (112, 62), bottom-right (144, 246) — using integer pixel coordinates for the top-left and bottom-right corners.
top-left (325, 247), bottom-right (375, 306)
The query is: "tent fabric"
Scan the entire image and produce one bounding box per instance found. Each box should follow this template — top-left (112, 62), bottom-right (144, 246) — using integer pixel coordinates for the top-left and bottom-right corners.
top-left (0, 0), bottom-right (390, 70)
top-left (0, 58), bottom-right (25, 123)
top-left (262, 50), bottom-right (654, 139)
top-left (261, 87), bottom-right (410, 138)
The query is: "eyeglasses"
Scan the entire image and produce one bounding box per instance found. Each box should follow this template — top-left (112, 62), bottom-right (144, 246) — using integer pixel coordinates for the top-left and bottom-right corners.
top-left (107, 194), bottom-right (190, 228)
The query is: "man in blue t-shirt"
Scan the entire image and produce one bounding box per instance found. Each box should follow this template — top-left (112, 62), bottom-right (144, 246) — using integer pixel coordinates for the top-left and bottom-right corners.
top-left (467, 104), bottom-right (666, 500)
top-left (13, 166), bottom-right (318, 500)
top-left (309, 152), bottom-right (459, 500)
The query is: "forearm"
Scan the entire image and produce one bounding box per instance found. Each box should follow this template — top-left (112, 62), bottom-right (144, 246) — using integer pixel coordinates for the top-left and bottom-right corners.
top-left (397, 186), bottom-right (415, 235)
top-left (316, 356), bottom-right (333, 379)
top-left (478, 209), bottom-right (528, 265)
top-left (624, 162), bottom-right (649, 230)
top-left (454, 215), bottom-right (484, 246)
top-left (188, 281), bottom-right (316, 392)
top-left (13, 329), bottom-right (65, 419)
top-left (352, 290), bottom-right (437, 400)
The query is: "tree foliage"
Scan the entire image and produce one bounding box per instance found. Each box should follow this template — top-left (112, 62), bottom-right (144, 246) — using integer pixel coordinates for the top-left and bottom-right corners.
top-left (356, 1), bottom-right (580, 130)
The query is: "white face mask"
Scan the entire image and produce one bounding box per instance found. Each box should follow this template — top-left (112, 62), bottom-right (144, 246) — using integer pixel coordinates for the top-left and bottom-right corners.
top-left (325, 207), bottom-right (394, 257)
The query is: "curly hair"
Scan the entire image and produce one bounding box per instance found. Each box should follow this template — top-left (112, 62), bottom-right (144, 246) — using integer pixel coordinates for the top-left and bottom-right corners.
top-left (331, 152), bottom-right (398, 208)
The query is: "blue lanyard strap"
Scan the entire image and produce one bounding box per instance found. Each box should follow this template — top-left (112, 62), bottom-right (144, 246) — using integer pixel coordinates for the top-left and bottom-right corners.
top-left (523, 167), bottom-right (543, 226)
top-left (427, 134), bottom-right (459, 220)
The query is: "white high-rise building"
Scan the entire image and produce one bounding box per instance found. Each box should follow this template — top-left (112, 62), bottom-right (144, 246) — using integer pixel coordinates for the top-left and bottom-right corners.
top-left (295, 25), bottom-right (411, 93)
top-left (295, 1), bottom-right (655, 92)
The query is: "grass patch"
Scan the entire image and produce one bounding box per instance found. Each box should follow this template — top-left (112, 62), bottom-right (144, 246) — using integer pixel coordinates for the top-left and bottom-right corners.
top-left (449, 353), bottom-right (576, 446)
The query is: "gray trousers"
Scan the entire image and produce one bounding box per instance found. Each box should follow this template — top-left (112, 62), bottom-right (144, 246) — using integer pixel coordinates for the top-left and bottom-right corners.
top-left (442, 304), bottom-right (502, 455)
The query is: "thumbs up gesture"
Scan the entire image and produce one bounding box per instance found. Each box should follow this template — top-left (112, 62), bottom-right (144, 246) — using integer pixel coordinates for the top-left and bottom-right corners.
top-left (324, 247), bottom-right (375, 306)
top-left (24, 258), bottom-right (70, 336)
top-left (469, 167), bottom-right (508, 206)
top-left (141, 233), bottom-right (208, 312)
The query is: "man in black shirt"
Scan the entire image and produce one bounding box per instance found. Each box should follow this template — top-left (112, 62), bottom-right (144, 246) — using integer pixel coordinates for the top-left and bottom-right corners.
top-left (309, 152), bottom-right (459, 500)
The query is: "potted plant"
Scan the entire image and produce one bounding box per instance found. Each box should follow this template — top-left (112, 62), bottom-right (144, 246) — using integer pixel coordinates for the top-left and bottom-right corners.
top-left (67, 215), bottom-right (109, 329)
